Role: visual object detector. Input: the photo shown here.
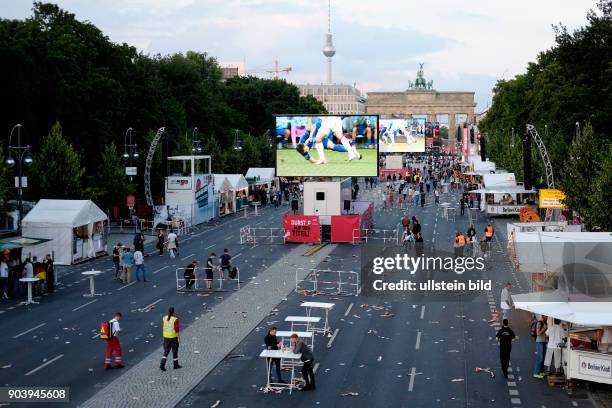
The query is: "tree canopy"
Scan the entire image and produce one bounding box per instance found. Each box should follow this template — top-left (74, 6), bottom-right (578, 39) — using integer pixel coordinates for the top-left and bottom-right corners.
top-left (478, 0), bottom-right (612, 229)
top-left (0, 2), bottom-right (326, 207)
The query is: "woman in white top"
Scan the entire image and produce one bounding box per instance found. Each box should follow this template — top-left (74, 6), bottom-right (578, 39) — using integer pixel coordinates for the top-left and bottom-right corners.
top-left (0, 261), bottom-right (8, 299)
top-left (544, 318), bottom-right (565, 373)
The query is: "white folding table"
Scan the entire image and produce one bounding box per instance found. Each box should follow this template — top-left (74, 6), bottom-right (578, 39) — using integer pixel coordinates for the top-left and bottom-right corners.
top-left (300, 302), bottom-right (335, 334)
top-left (284, 316), bottom-right (321, 332)
top-left (259, 349), bottom-right (301, 394)
top-left (82, 270), bottom-right (104, 297)
top-left (19, 277), bottom-right (41, 306)
top-left (276, 330), bottom-right (314, 350)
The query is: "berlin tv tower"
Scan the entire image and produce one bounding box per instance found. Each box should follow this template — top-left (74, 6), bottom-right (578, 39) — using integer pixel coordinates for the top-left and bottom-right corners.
top-left (322, 0), bottom-right (336, 84)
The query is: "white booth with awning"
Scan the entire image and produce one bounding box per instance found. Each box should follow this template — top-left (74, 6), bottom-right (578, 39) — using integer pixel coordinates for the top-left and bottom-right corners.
top-left (214, 174), bottom-right (249, 216)
top-left (514, 295), bottom-right (612, 385)
top-left (245, 168), bottom-right (279, 203)
top-left (21, 199), bottom-right (108, 265)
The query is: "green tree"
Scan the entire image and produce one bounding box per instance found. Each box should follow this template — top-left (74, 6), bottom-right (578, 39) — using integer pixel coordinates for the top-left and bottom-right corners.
top-left (586, 143), bottom-right (612, 229)
top-left (30, 121), bottom-right (85, 198)
top-left (85, 142), bottom-right (134, 210)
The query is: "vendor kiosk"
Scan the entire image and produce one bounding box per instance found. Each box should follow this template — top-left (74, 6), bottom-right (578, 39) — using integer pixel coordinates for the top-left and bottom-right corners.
top-left (245, 168), bottom-right (279, 204)
top-left (213, 174), bottom-right (249, 217)
top-left (470, 186), bottom-right (537, 216)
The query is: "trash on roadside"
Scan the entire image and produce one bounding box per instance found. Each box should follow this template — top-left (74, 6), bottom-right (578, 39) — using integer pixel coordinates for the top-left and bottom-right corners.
top-left (451, 378), bottom-right (465, 382)
top-left (381, 311), bottom-right (395, 317)
top-left (340, 392), bottom-right (359, 396)
top-left (475, 367), bottom-right (495, 378)
top-left (210, 400), bottom-right (221, 408)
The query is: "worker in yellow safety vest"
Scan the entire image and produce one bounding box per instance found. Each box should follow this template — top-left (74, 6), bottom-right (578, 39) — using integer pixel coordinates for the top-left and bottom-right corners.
top-left (484, 224), bottom-right (495, 242)
top-left (160, 306), bottom-right (181, 371)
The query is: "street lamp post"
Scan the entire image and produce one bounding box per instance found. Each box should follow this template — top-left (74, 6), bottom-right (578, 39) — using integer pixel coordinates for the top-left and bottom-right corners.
top-left (191, 127), bottom-right (203, 154)
top-left (123, 127), bottom-right (139, 181)
top-left (233, 129), bottom-right (242, 151)
top-left (6, 124), bottom-right (33, 228)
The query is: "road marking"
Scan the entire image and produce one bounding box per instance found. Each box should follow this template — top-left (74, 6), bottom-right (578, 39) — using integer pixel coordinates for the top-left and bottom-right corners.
top-left (153, 266), bottom-right (169, 275)
top-left (326, 329), bottom-right (340, 349)
top-left (510, 398), bottom-right (521, 405)
top-left (509, 389), bottom-right (519, 396)
top-left (91, 333), bottom-right (101, 339)
top-left (408, 367), bottom-right (416, 391)
top-left (139, 298), bottom-right (163, 312)
top-left (224, 236), bottom-right (232, 241)
top-left (344, 303), bottom-right (354, 317)
top-left (420, 306), bottom-right (425, 319)
top-left (72, 299), bottom-right (98, 312)
top-left (313, 362), bottom-right (320, 373)
top-left (415, 331), bottom-right (421, 350)
top-left (13, 323), bottom-right (47, 339)
top-left (205, 244), bottom-right (215, 249)
top-left (181, 253), bottom-right (196, 261)
top-left (25, 354), bottom-right (64, 376)
top-left (232, 253), bottom-right (242, 259)
top-left (117, 281), bottom-right (137, 291)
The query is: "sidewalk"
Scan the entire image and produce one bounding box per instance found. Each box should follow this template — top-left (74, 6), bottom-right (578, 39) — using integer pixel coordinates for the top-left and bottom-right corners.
top-left (80, 243), bottom-right (336, 408)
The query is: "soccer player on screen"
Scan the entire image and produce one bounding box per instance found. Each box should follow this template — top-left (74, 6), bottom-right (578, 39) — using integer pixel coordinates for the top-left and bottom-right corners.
top-left (352, 116), bottom-right (373, 148)
top-left (299, 117), bottom-right (362, 162)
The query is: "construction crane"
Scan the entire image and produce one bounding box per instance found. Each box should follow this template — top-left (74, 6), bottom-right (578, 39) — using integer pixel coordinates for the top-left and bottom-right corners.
top-left (247, 60), bottom-right (292, 80)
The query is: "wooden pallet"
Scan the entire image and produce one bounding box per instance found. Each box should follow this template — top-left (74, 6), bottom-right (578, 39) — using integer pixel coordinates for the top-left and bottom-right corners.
top-left (547, 374), bottom-right (581, 388)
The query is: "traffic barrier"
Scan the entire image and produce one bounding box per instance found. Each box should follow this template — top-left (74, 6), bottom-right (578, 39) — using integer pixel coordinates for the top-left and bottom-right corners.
top-left (351, 228), bottom-right (399, 245)
top-left (239, 225), bottom-right (254, 244)
top-left (175, 267), bottom-right (240, 292)
top-left (239, 227), bottom-right (285, 245)
top-left (295, 268), bottom-right (360, 297)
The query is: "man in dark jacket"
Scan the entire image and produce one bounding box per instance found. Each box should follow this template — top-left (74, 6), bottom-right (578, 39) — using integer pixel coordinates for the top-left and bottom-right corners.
top-left (264, 327), bottom-right (285, 384)
top-left (184, 260), bottom-right (197, 290)
top-left (291, 333), bottom-right (315, 390)
top-left (496, 319), bottom-right (516, 379)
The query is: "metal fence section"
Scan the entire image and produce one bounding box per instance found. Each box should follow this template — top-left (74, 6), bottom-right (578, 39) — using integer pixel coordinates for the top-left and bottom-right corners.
top-left (175, 267), bottom-right (241, 292)
top-left (239, 227), bottom-right (286, 245)
top-left (351, 228), bottom-right (399, 245)
top-left (295, 268), bottom-right (360, 297)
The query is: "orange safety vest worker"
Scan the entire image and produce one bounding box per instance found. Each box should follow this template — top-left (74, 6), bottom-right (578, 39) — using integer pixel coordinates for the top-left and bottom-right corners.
top-left (457, 235), bottom-right (466, 245)
top-left (485, 226), bottom-right (494, 238)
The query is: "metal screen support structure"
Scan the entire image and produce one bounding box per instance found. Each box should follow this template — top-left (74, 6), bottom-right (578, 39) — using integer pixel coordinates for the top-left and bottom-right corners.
top-left (526, 124), bottom-right (556, 222)
top-left (145, 127), bottom-right (166, 206)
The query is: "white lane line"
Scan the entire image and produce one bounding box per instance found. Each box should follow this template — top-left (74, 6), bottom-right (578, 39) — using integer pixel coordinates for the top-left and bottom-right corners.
top-left (224, 236), bottom-right (232, 241)
top-left (232, 253), bottom-right (242, 259)
top-left (139, 298), bottom-right (163, 312)
top-left (326, 329), bottom-right (340, 349)
top-left (13, 323), bottom-right (47, 339)
top-left (25, 354), bottom-right (64, 376)
top-left (408, 367), bottom-right (416, 391)
top-left (344, 303), bottom-right (354, 317)
top-left (181, 253), bottom-right (196, 261)
top-left (420, 306), bottom-right (425, 319)
top-left (415, 331), bottom-right (421, 350)
top-left (91, 333), bottom-right (101, 339)
top-left (205, 244), bottom-right (215, 249)
top-left (153, 266), bottom-right (169, 275)
top-left (313, 362), bottom-right (320, 373)
top-left (72, 299), bottom-right (98, 312)
top-left (117, 281), bottom-right (137, 291)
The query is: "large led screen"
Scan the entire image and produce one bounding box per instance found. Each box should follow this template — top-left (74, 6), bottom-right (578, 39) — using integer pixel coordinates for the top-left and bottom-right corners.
top-left (275, 115), bottom-right (379, 177)
top-left (378, 118), bottom-right (426, 153)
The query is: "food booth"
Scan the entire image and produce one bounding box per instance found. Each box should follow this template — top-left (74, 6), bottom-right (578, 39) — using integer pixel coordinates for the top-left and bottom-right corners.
top-left (245, 168), bottom-right (279, 204)
top-left (21, 199), bottom-right (108, 265)
top-left (214, 174), bottom-right (249, 217)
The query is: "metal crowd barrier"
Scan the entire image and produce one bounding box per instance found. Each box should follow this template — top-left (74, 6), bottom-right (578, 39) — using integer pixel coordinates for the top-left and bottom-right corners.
top-left (295, 268), bottom-right (360, 297)
top-left (351, 228), bottom-right (399, 245)
top-left (175, 267), bottom-right (241, 291)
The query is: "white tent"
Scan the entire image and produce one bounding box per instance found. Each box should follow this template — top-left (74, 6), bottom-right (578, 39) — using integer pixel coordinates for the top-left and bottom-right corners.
top-left (245, 168), bottom-right (275, 181)
top-left (213, 174), bottom-right (249, 216)
top-left (22, 199), bottom-right (108, 265)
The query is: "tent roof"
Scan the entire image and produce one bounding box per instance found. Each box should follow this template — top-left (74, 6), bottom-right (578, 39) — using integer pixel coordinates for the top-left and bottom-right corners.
top-left (513, 294), bottom-right (612, 325)
top-left (22, 199), bottom-right (107, 228)
top-left (214, 174), bottom-right (248, 191)
top-left (469, 187), bottom-right (536, 194)
top-left (245, 168), bottom-right (276, 181)
top-left (514, 231), bottom-right (612, 243)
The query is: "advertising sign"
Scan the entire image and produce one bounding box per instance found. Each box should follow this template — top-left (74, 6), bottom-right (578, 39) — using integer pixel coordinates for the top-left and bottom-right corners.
top-left (125, 167), bottom-right (137, 176)
top-left (283, 214), bottom-right (321, 243)
top-left (579, 355), bottom-right (612, 379)
top-left (167, 177), bottom-right (192, 190)
top-left (126, 195), bottom-right (136, 209)
top-left (539, 189), bottom-right (567, 209)
top-left (275, 115), bottom-right (378, 177)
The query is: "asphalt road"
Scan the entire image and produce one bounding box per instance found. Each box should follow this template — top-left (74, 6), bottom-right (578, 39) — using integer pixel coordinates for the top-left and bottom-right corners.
top-left (0, 184), bottom-right (603, 408)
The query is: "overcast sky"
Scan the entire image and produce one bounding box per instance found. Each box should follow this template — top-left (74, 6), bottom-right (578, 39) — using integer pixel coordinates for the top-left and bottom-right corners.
top-left (2, 0), bottom-right (596, 111)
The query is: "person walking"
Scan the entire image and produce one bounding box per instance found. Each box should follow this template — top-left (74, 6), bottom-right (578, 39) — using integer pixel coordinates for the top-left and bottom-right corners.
top-left (533, 314), bottom-right (548, 378)
top-left (166, 230), bottom-right (178, 259)
top-left (453, 232), bottom-right (466, 258)
top-left (544, 318), bottom-right (565, 374)
top-left (133, 248), bottom-right (147, 282)
top-left (205, 253), bottom-right (216, 290)
top-left (121, 248), bottom-right (134, 284)
top-left (44, 254), bottom-right (54, 293)
top-left (183, 260), bottom-right (197, 290)
top-left (133, 231), bottom-right (144, 254)
top-left (500, 282), bottom-right (514, 321)
top-left (459, 197), bottom-right (466, 216)
top-left (434, 188), bottom-right (440, 204)
top-left (219, 249), bottom-right (231, 282)
top-left (160, 306), bottom-right (181, 371)
top-left (105, 312), bottom-right (124, 369)
top-left (420, 191), bottom-right (425, 207)
top-left (484, 223), bottom-right (495, 242)
top-left (157, 230), bottom-right (165, 256)
top-left (0, 259), bottom-right (8, 299)
top-left (469, 193), bottom-right (475, 208)
top-left (291, 333), bottom-right (315, 390)
top-left (496, 319), bottom-right (516, 379)
top-left (112, 243), bottom-right (122, 281)
top-left (353, 182), bottom-right (360, 200)
top-left (264, 327), bottom-right (285, 384)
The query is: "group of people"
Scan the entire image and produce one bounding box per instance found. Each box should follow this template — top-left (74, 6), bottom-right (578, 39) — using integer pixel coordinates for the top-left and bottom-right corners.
top-left (182, 249), bottom-right (233, 290)
top-left (265, 328), bottom-right (316, 391)
top-left (112, 236), bottom-right (148, 284)
top-left (453, 223), bottom-right (494, 257)
top-left (0, 254), bottom-right (54, 299)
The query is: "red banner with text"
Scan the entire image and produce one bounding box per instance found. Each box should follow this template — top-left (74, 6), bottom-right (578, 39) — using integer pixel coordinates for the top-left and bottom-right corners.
top-left (283, 215), bottom-right (321, 243)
